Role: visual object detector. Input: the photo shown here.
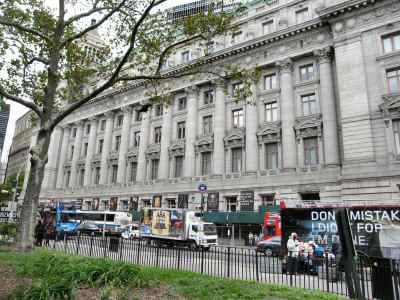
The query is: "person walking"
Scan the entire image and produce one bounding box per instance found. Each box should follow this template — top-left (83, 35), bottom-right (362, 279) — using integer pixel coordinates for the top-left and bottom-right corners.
top-left (248, 232), bottom-right (254, 246)
top-left (34, 220), bottom-right (45, 247)
top-left (287, 232), bottom-right (300, 275)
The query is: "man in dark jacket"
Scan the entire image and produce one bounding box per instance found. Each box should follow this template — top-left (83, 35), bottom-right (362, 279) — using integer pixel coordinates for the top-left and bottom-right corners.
top-left (34, 220), bottom-right (45, 246)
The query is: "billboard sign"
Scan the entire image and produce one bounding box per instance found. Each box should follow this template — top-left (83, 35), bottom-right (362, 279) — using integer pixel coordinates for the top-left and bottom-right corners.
top-left (240, 191), bottom-right (254, 211)
top-left (281, 207), bottom-right (400, 259)
top-left (152, 210), bottom-right (171, 236)
top-left (207, 192), bottom-right (219, 211)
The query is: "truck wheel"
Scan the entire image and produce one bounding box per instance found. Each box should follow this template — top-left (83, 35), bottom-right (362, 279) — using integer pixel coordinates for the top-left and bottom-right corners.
top-left (203, 246), bottom-right (210, 252)
top-left (189, 241), bottom-right (197, 250)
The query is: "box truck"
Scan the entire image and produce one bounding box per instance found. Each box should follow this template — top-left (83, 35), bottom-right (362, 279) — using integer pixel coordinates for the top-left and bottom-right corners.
top-left (140, 208), bottom-right (218, 249)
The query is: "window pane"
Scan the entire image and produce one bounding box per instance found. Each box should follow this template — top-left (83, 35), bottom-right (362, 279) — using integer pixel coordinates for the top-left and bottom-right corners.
top-left (394, 120), bottom-right (400, 155)
top-left (231, 148), bottom-right (242, 173)
top-left (395, 35), bottom-right (400, 51)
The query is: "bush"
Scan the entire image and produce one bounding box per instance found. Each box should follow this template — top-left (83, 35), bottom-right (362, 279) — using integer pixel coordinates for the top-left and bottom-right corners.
top-left (0, 223), bottom-right (17, 238)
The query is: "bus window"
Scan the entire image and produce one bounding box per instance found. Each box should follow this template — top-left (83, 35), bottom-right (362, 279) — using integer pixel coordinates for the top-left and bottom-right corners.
top-left (106, 214), bottom-right (115, 222)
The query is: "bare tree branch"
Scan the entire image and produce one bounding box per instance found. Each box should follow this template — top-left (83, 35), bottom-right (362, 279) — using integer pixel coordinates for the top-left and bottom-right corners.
top-left (50, 0), bottom-right (167, 131)
top-left (64, 6), bottom-right (110, 27)
top-left (61, 0), bottom-right (129, 47)
top-left (0, 19), bottom-right (49, 42)
top-left (0, 86), bottom-right (43, 119)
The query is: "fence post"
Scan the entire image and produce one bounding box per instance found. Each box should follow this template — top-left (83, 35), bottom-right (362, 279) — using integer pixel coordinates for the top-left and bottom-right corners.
top-left (119, 237), bottom-right (123, 261)
top-left (75, 232), bottom-right (81, 255)
top-left (201, 247), bottom-right (205, 274)
top-left (156, 245), bottom-right (160, 268)
top-left (255, 249), bottom-right (259, 282)
top-left (177, 247), bottom-right (181, 271)
top-left (325, 254), bottom-right (330, 293)
top-left (103, 236), bottom-right (107, 258)
top-left (63, 233), bottom-right (67, 252)
top-left (53, 232), bottom-right (58, 250)
top-left (136, 239), bottom-right (141, 265)
top-left (89, 234), bottom-right (94, 256)
top-left (227, 247), bottom-right (231, 278)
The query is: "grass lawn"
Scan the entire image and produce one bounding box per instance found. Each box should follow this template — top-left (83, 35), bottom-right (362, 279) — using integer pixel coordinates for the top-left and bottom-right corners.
top-left (0, 248), bottom-right (348, 300)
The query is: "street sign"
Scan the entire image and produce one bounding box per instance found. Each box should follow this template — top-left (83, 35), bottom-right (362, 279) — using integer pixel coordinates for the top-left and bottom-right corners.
top-left (198, 183), bottom-right (207, 193)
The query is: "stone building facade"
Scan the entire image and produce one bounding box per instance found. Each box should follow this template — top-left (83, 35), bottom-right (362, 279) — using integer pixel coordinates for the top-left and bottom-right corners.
top-left (39, 0), bottom-right (400, 213)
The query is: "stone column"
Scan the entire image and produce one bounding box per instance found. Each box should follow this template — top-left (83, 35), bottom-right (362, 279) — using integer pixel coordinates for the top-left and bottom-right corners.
top-left (213, 80), bottom-right (226, 176)
top-left (136, 110), bottom-right (150, 181)
top-left (314, 47), bottom-right (340, 167)
top-left (159, 103), bottom-right (172, 179)
top-left (184, 87), bottom-right (198, 177)
top-left (277, 59), bottom-right (297, 171)
top-left (70, 121), bottom-right (84, 187)
top-left (84, 117), bottom-right (98, 186)
top-left (56, 126), bottom-right (71, 188)
top-left (245, 83), bottom-right (259, 174)
top-left (99, 112), bottom-right (114, 185)
top-left (43, 126), bottom-right (63, 189)
top-left (117, 106), bottom-right (133, 183)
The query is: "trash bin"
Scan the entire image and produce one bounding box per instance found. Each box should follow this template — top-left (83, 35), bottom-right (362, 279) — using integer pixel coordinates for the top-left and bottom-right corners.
top-left (109, 237), bottom-right (120, 252)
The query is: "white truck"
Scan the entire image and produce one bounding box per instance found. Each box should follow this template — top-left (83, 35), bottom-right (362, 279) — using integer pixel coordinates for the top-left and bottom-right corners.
top-left (140, 208), bottom-right (218, 249)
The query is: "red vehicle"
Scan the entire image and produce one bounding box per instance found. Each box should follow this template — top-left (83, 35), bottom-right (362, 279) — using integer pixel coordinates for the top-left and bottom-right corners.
top-left (262, 211), bottom-right (281, 241)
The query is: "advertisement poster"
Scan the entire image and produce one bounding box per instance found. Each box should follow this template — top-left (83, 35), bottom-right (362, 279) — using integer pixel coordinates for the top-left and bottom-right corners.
top-left (109, 197), bottom-right (118, 211)
top-left (207, 192), bottom-right (219, 211)
top-left (240, 191), bottom-right (254, 211)
top-left (129, 196), bottom-right (138, 211)
top-left (170, 210), bottom-right (184, 237)
top-left (151, 210), bottom-right (171, 236)
top-left (281, 207), bottom-right (400, 259)
top-left (178, 194), bottom-right (189, 209)
top-left (152, 195), bottom-right (162, 208)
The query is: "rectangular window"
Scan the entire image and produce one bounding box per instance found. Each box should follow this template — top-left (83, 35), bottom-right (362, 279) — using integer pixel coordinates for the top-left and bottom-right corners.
top-left (304, 137), bottom-right (319, 166)
top-left (136, 111), bottom-right (143, 122)
top-left (111, 165), bottom-right (118, 184)
top-left (86, 124), bottom-right (91, 135)
top-left (181, 50), bottom-right (190, 63)
top-left (232, 109), bottom-right (244, 128)
top-left (232, 82), bottom-right (244, 97)
top-left (226, 196), bottom-right (237, 212)
top-left (154, 104), bottom-right (163, 117)
top-left (232, 31), bottom-right (242, 44)
top-left (387, 68), bottom-right (400, 94)
top-left (264, 73), bottom-right (277, 90)
top-left (134, 131), bottom-right (140, 148)
top-left (100, 120), bottom-right (106, 131)
top-left (151, 159), bottom-right (159, 180)
top-left (70, 146), bottom-right (74, 160)
top-left (177, 122), bottom-right (186, 139)
top-left (72, 128), bottom-right (77, 137)
top-left (79, 169), bottom-right (85, 186)
top-left (261, 194), bottom-right (276, 207)
top-left (154, 127), bottom-right (162, 144)
top-left (296, 8), bottom-right (309, 24)
top-left (393, 120), bottom-right (400, 155)
top-left (265, 143), bottom-right (278, 170)
top-left (301, 94), bottom-right (317, 116)
top-left (98, 139), bottom-right (104, 154)
top-left (115, 135), bottom-right (121, 152)
top-left (174, 156), bottom-right (184, 178)
top-left (204, 90), bottom-right (214, 104)
top-left (65, 170), bottom-right (71, 187)
top-left (203, 115), bottom-right (213, 135)
top-left (178, 97), bottom-right (187, 110)
top-left (265, 102), bottom-right (278, 122)
top-left (201, 152), bottom-right (212, 175)
top-left (83, 143), bottom-right (88, 157)
top-left (167, 199), bottom-right (176, 209)
top-left (382, 32), bottom-right (400, 53)
top-left (299, 64), bottom-right (314, 81)
top-left (117, 115), bottom-right (124, 127)
top-left (130, 162), bottom-right (137, 182)
top-left (231, 147), bottom-right (242, 173)
top-left (262, 20), bottom-right (274, 35)
top-left (94, 167), bottom-right (100, 184)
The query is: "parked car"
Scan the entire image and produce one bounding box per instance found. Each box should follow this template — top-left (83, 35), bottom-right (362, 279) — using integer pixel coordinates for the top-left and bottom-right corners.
top-left (75, 222), bottom-right (101, 236)
top-left (121, 223), bottom-right (140, 240)
top-left (256, 236), bottom-right (282, 256)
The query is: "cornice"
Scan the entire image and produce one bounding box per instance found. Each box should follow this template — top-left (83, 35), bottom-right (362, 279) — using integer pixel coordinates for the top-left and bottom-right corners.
top-left (317, 0), bottom-right (386, 20)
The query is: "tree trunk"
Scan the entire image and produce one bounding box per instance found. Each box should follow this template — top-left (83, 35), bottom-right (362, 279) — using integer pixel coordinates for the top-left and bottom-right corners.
top-left (17, 129), bottom-right (51, 251)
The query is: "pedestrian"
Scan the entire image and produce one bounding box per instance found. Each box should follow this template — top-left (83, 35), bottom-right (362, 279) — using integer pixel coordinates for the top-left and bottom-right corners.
top-left (287, 232), bottom-right (300, 275)
top-left (34, 220), bottom-right (45, 247)
top-left (248, 232), bottom-right (254, 246)
top-left (44, 223), bottom-right (54, 247)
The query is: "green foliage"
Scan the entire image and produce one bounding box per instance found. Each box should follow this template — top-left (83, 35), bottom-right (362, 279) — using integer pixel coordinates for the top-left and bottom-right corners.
top-left (0, 223), bottom-right (17, 238)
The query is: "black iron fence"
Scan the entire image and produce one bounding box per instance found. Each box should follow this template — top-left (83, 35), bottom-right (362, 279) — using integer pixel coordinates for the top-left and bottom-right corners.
top-left (40, 235), bottom-right (400, 299)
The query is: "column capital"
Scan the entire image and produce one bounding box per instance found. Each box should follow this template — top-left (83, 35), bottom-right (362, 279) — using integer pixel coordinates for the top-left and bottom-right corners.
top-left (214, 79), bottom-right (227, 88)
top-left (121, 105), bottom-right (133, 114)
top-left (88, 116), bottom-right (98, 122)
top-left (276, 58), bottom-right (293, 73)
top-left (104, 111), bottom-right (115, 119)
top-left (75, 120), bottom-right (85, 127)
top-left (314, 47), bottom-right (333, 64)
top-left (184, 86), bottom-right (200, 96)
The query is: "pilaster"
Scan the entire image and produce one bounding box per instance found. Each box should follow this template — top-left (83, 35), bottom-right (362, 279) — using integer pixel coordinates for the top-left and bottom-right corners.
top-left (99, 111), bottom-right (114, 184)
top-left (117, 106), bottom-right (133, 183)
top-left (213, 80), bottom-right (226, 177)
top-left (184, 86), bottom-right (199, 177)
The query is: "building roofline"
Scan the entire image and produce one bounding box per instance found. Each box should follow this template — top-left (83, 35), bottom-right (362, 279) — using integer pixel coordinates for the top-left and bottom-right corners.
top-left (317, 0), bottom-right (386, 19)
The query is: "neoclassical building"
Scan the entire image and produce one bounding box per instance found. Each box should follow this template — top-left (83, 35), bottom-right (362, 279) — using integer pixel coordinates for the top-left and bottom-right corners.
top-left (38, 0), bottom-right (400, 216)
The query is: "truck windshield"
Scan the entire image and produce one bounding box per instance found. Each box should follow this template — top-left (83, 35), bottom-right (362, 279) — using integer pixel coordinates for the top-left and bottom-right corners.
top-left (203, 224), bottom-right (217, 235)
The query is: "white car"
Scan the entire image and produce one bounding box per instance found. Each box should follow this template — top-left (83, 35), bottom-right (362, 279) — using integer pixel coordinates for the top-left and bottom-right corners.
top-left (121, 223), bottom-right (140, 240)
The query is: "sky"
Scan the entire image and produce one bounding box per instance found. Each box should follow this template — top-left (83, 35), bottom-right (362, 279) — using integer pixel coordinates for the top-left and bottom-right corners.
top-left (2, 0), bottom-right (191, 163)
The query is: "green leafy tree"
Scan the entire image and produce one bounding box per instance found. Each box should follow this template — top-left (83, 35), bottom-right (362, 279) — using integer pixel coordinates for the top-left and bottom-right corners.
top-left (0, 0), bottom-right (256, 249)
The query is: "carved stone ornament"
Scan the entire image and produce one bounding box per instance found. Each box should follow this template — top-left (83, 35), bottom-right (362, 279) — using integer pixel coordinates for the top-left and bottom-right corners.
top-left (256, 122), bottom-right (282, 144)
top-left (195, 135), bottom-right (214, 154)
top-left (276, 58), bottom-right (293, 73)
top-left (146, 143), bottom-right (161, 159)
top-left (380, 94), bottom-right (400, 122)
top-left (224, 128), bottom-right (245, 148)
top-left (169, 140), bottom-right (185, 157)
top-left (313, 47), bottom-right (332, 64)
top-left (294, 114), bottom-right (323, 140)
top-left (126, 148), bottom-right (138, 162)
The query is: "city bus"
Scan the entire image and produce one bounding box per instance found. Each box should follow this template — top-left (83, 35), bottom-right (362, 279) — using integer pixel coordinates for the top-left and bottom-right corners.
top-left (55, 210), bottom-right (131, 236)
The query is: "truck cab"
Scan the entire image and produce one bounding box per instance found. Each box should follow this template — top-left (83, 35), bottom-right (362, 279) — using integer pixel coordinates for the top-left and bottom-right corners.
top-left (188, 222), bottom-right (218, 249)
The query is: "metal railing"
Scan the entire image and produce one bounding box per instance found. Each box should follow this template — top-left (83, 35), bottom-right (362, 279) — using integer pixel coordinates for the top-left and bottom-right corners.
top-left (41, 234), bottom-right (400, 299)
